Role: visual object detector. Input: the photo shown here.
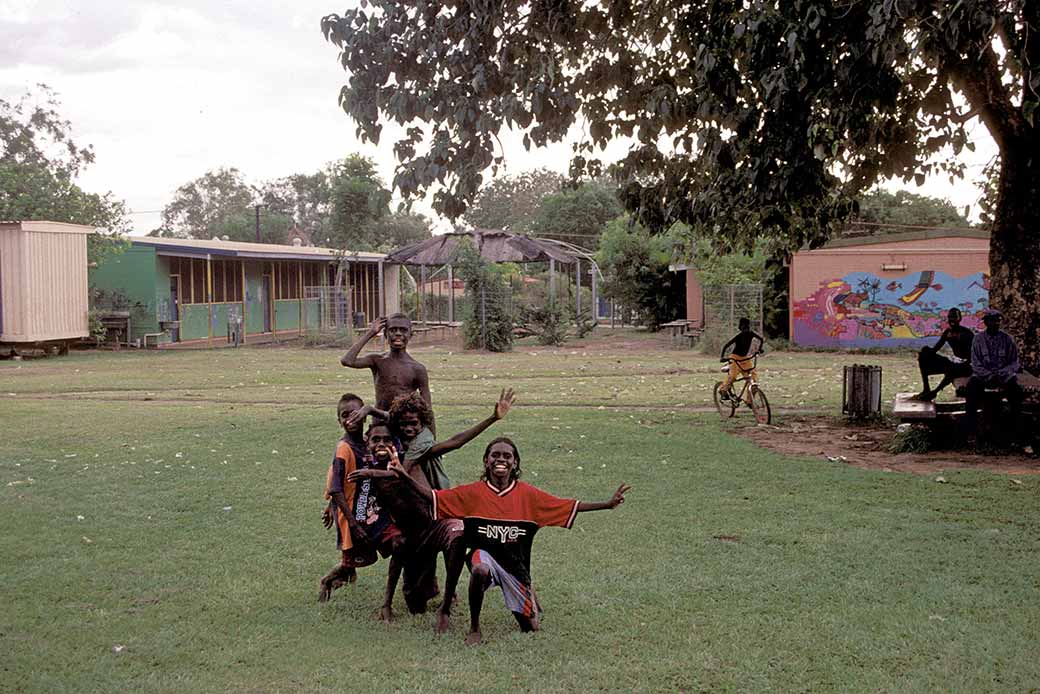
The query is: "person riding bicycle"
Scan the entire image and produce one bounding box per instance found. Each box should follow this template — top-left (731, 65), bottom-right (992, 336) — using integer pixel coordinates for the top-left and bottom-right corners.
top-left (718, 318), bottom-right (765, 402)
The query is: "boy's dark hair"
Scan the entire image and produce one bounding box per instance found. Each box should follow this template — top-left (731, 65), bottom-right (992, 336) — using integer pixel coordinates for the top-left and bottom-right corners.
top-left (481, 436), bottom-right (522, 482)
top-left (948, 307), bottom-right (962, 320)
top-left (386, 312), bottom-right (412, 329)
top-left (338, 393), bottom-right (364, 411)
top-left (366, 421), bottom-right (392, 437)
top-left (388, 391), bottom-right (433, 432)
top-left (738, 317), bottom-right (751, 330)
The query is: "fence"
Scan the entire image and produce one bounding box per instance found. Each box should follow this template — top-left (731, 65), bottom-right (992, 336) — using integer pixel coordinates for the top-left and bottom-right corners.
top-left (701, 284), bottom-right (764, 350)
top-left (303, 285), bottom-right (355, 333)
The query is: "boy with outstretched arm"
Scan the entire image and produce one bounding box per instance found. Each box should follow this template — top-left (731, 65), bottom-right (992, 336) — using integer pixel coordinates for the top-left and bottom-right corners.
top-left (347, 389), bottom-right (516, 631)
top-left (718, 317), bottom-right (765, 401)
top-left (389, 437), bottom-right (630, 645)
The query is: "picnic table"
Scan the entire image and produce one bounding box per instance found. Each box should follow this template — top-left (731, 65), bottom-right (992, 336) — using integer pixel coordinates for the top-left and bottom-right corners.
top-left (660, 319), bottom-right (702, 348)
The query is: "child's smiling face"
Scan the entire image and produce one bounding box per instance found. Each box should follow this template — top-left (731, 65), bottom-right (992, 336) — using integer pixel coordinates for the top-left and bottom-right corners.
top-left (397, 412), bottom-right (423, 441)
top-left (366, 426), bottom-right (394, 462)
top-left (484, 441), bottom-right (517, 486)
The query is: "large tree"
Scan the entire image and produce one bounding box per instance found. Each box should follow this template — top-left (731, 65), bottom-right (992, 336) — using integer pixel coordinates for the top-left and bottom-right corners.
top-left (855, 189), bottom-right (973, 229)
top-left (1, 85), bottom-right (129, 264)
top-left (327, 154), bottom-right (393, 250)
top-left (462, 167), bottom-right (565, 231)
top-left (323, 1), bottom-right (1040, 367)
top-left (152, 167), bottom-right (292, 243)
top-left (528, 180), bottom-right (623, 249)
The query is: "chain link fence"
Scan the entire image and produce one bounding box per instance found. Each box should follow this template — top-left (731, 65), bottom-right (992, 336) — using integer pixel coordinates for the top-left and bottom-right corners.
top-left (303, 285), bottom-right (355, 333)
top-left (700, 283), bottom-right (764, 352)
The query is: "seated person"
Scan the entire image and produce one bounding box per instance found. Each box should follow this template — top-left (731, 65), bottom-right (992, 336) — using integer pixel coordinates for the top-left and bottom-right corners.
top-left (389, 436), bottom-right (630, 645)
top-left (913, 307), bottom-right (974, 401)
top-left (964, 308), bottom-right (1023, 432)
top-left (718, 317), bottom-right (764, 401)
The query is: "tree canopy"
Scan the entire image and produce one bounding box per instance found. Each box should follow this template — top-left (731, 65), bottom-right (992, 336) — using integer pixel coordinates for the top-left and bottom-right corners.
top-left (1, 85), bottom-right (129, 264)
top-left (855, 190), bottom-right (973, 230)
top-left (528, 180), bottom-right (622, 249)
top-left (323, 1), bottom-right (1040, 367)
top-left (462, 168), bottom-right (565, 231)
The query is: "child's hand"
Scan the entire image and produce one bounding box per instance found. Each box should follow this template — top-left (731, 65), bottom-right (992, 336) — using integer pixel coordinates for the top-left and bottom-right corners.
top-left (367, 317), bottom-right (386, 337)
top-left (345, 405), bottom-right (370, 428)
top-left (493, 388), bottom-right (516, 420)
top-left (321, 504), bottom-right (334, 529)
top-left (388, 457), bottom-right (407, 478)
top-left (607, 483), bottom-right (631, 509)
top-left (346, 469), bottom-right (374, 483)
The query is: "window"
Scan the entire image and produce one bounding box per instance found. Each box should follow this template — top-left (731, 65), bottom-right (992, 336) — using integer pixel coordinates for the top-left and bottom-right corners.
top-left (191, 259), bottom-right (206, 303)
top-left (212, 260), bottom-right (225, 303)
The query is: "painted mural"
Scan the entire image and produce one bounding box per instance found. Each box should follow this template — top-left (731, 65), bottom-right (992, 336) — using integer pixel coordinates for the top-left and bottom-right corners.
top-left (793, 270), bottom-right (989, 347)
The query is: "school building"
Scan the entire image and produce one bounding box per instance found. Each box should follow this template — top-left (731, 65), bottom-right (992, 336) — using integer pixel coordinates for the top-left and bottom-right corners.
top-left (789, 229), bottom-right (990, 348)
top-left (90, 237), bottom-right (400, 347)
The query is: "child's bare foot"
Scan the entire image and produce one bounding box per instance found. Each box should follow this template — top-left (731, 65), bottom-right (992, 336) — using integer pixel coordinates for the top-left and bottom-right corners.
top-left (435, 613), bottom-right (450, 634)
top-left (464, 630), bottom-right (482, 646)
top-left (379, 605), bottom-right (394, 623)
top-left (318, 579), bottom-right (333, 603)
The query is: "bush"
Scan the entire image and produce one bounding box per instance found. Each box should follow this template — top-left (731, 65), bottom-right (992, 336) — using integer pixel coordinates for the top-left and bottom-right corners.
top-left (524, 304), bottom-right (569, 346)
top-left (887, 425), bottom-right (934, 454)
top-left (596, 217), bottom-right (684, 330)
top-left (455, 240), bottom-right (514, 352)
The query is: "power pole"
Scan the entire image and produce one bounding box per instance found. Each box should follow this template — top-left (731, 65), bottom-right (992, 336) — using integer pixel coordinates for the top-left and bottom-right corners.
top-left (255, 204), bottom-right (263, 243)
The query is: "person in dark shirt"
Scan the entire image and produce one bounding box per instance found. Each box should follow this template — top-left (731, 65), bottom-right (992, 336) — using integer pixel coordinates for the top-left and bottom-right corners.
top-left (390, 436), bottom-right (630, 645)
top-left (718, 317), bottom-right (765, 401)
top-left (964, 309), bottom-right (1023, 434)
top-left (318, 394), bottom-right (402, 604)
top-left (913, 308), bottom-right (975, 401)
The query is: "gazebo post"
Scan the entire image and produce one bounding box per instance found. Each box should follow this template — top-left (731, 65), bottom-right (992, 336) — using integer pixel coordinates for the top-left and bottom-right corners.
top-left (447, 264), bottom-right (455, 323)
top-left (591, 265), bottom-right (598, 323)
top-left (549, 258), bottom-right (556, 308)
top-left (419, 264), bottom-right (426, 323)
top-left (575, 259), bottom-right (581, 322)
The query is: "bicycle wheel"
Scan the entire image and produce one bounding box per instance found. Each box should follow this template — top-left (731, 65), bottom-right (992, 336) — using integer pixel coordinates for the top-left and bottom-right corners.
top-left (713, 382), bottom-right (737, 419)
top-left (749, 385), bottom-right (771, 424)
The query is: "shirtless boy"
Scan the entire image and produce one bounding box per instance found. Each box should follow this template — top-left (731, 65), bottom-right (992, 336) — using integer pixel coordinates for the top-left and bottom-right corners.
top-left (340, 313), bottom-right (434, 434)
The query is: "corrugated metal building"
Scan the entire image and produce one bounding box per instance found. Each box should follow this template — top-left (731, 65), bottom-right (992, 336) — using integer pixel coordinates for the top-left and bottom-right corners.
top-left (0, 221), bottom-right (91, 347)
top-left (90, 236), bottom-right (400, 346)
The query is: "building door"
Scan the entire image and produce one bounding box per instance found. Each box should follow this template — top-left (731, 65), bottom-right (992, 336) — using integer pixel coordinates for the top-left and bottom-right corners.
top-left (261, 275), bottom-right (273, 332)
top-left (169, 275), bottom-right (181, 341)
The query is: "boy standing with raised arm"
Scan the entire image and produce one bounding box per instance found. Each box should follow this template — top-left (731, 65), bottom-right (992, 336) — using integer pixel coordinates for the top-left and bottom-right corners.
top-left (340, 313), bottom-right (435, 434)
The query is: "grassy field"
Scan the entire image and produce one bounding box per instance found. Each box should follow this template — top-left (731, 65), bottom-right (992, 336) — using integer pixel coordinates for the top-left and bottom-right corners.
top-left (2, 332), bottom-right (1038, 692)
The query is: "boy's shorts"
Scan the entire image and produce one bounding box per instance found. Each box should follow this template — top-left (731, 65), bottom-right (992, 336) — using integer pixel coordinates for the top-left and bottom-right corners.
top-left (471, 549), bottom-right (541, 619)
top-left (341, 522), bottom-right (403, 568)
top-left (401, 518), bottom-right (465, 613)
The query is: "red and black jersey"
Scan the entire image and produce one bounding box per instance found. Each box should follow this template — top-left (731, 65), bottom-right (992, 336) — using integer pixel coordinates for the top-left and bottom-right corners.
top-left (432, 480), bottom-right (578, 586)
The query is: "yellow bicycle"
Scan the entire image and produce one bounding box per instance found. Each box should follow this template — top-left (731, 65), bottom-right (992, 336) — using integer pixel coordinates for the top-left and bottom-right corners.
top-left (713, 353), bottom-right (771, 424)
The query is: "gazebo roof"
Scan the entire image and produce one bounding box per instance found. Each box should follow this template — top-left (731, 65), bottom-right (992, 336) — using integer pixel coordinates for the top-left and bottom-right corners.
top-left (385, 229), bottom-right (577, 265)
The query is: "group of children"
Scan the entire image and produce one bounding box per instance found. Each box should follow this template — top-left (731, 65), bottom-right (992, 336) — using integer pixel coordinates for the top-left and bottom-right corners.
top-left (318, 314), bottom-right (630, 644)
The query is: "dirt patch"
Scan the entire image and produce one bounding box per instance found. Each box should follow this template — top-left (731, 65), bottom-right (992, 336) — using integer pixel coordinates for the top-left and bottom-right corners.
top-left (736, 415), bottom-right (1040, 475)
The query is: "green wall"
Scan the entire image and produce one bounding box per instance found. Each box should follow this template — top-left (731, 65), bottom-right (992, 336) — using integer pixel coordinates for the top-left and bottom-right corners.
top-left (89, 245), bottom-right (159, 342)
top-left (244, 262), bottom-right (266, 335)
top-left (274, 300), bottom-right (301, 331)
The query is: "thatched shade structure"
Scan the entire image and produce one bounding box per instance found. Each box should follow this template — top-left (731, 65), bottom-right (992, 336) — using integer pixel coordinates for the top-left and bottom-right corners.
top-left (385, 229), bottom-right (577, 265)
top-left (385, 229), bottom-right (592, 324)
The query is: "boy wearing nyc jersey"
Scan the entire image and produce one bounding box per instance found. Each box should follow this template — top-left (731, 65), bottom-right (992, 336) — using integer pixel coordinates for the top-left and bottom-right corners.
top-left (390, 436), bottom-right (630, 645)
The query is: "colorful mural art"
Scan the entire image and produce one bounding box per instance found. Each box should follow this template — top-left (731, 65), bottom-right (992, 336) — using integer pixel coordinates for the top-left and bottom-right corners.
top-left (793, 270), bottom-right (989, 347)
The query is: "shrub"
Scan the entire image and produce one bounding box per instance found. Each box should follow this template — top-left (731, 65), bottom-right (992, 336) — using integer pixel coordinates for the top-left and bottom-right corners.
top-left (455, 240), bottom-right (514, 352)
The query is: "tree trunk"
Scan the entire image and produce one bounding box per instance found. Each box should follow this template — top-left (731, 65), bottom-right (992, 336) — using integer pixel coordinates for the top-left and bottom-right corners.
top-left (989, 143), bottom-right (1040, 372)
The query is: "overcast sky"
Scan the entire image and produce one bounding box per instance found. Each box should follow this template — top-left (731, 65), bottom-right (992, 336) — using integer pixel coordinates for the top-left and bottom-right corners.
top-left (2, 0), bottom-right (999, 237)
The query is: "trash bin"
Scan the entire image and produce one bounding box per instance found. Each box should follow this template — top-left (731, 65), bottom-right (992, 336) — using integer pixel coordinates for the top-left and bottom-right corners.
top-left (843, 364), bottom-right (882, 417)
top-left (353, 311), bottom-right (366, 329)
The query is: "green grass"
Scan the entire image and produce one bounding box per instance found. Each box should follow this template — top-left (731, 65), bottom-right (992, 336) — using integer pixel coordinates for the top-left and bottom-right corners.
top-left (2, 337), bottom-right (1038, 692)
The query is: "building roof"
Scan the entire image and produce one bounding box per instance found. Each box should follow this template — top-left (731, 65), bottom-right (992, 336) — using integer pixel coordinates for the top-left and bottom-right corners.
top-left (0, 220), bottom-right (96, 235)
top-left (130, 236), bottom-right (388, 262)
top-left (817, 227), bottom-right (989, 249)
top-left (386, 229), bottom-right (578, 265)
